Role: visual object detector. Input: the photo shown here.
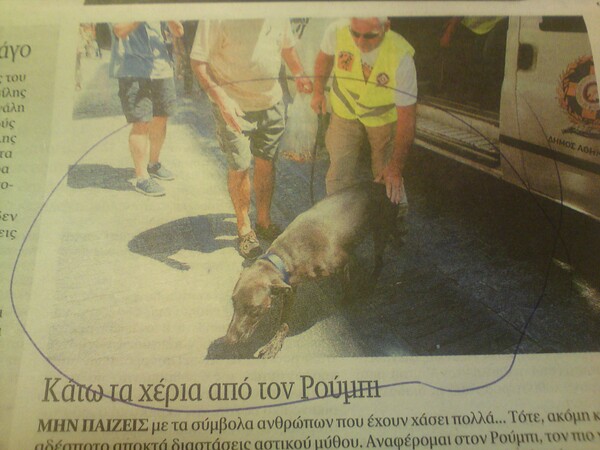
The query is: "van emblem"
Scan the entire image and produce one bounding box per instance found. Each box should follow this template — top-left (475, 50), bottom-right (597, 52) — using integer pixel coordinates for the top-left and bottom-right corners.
top-left (557, 55), bottom-right (600, 138)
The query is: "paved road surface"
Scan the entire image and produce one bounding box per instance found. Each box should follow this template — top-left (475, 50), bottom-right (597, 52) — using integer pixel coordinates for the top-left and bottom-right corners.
top-left (24, 55), bottom-right (598, 369)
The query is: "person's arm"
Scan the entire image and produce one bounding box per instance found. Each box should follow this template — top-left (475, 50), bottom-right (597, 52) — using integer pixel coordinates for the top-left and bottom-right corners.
top-left (189, 21), bottom-right (244, 133)
top-left (112, 22), bottom-right (141, 40)
top-left (376, 104), bottom-right (416, 204)
top-left (440, 17), bottom-right (461, 48)
top-left (281, 47), bottom-right (313, 94)
top-left (167, 21), bottom-right (184, 38)
top-left (310, 51), bottom-right (334, 114)
top-left (190, 59), bottom-right (244, 133)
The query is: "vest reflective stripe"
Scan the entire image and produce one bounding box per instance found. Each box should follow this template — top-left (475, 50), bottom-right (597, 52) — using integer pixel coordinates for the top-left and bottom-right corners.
top-left (331, 76), bottom-right (397, 118)
top-left (360, 102), bottom-right (396, 118)
top-left (331, 26), bottom-right (414, 126)
top-left (331, 76), bottom-right (357, 115)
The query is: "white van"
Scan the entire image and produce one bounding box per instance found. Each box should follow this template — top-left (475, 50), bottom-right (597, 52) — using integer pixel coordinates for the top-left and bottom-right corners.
top-left (391, 16), bottom-right (599, 221)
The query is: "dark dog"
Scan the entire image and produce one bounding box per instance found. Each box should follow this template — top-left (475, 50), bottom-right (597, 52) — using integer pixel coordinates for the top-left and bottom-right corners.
top-left (225, 181), bottom-right (399, 358)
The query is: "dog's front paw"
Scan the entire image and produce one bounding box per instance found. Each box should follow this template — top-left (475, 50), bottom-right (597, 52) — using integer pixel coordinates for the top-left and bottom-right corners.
top-left (254, 323), bottom-right (289, 359)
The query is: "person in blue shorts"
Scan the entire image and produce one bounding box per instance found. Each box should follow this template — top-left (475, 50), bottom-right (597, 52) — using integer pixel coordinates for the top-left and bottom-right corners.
top-left (110, 21), bottom-right (184, 196)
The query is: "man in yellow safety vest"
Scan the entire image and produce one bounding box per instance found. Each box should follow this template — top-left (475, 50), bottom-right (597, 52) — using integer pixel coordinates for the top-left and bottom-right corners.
top-left (311, 17), bottom-right (417, 233)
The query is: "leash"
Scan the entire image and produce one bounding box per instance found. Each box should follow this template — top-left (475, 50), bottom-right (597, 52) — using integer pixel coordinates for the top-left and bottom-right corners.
top-left (310, 113), bottom-right (324, 206)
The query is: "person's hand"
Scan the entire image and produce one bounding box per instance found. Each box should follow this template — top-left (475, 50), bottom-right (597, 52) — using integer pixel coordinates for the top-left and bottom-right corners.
top-left (376, 163), bottom-right (404, 204)
top-left (216, 95), bottom-right (245, 133)
top-left (311, 91), bottom-right (327, 115)
top-left (294, 75), bottom-right (313, 94)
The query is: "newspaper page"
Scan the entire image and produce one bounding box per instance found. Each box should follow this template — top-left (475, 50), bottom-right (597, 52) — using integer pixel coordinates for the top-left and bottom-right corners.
top-left (1, 0), bottom-right (600, 448)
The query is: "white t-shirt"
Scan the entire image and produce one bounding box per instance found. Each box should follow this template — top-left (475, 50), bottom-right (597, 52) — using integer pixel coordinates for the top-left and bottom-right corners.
top-left (321, 19), bottom-right (417, 106)
top-left (190, 19), bottom-right (296, 111)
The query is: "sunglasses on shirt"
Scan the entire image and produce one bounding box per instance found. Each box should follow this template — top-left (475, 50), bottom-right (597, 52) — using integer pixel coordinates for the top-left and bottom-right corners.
top-left (349, 28), bottom-right (382, 40)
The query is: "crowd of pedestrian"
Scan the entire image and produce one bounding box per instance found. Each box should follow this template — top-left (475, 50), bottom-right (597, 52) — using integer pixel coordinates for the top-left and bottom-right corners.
top-left (108, 17), bottom-right (418, 259)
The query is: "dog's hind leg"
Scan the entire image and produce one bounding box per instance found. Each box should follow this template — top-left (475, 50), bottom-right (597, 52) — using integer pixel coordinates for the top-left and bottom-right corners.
top-left (339, 256), bottom-right (361, 304)
top-left (367, 235), bottom-right (385, 292)
top-left (369, 197), bottom-right (399, 288)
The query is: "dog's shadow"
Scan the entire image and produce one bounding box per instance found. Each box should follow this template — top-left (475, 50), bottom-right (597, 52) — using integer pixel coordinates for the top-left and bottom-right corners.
top-left (128, 213), bottom-right (238, 271)
top-left (67, 164), bottom-right (136, 192)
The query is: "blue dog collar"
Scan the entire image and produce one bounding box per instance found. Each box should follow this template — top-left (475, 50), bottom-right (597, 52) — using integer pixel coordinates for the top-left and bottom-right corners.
top-left (259, 253), bottom-right (291, 285)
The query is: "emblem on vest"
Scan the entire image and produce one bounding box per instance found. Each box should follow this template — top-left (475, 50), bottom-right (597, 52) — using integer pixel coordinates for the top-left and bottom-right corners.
top-left (337, 51), bottom-right (354, 71)
top-left (376, 72), bottom-right (390, 86)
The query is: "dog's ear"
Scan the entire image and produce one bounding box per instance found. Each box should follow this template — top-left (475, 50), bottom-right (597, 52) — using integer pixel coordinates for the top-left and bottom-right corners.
top-left (270, 279), bottom-right (292, 297)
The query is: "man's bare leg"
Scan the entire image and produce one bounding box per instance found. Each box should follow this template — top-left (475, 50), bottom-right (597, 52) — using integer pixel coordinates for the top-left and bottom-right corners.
top-left (129, 122), bottom-right (150, 179)
top-left (254, 156), bottom-right (275, 230)
top-left (228, 168), bottom-right (253, 237)
top-left (148, 115), bottom-right (167, 165)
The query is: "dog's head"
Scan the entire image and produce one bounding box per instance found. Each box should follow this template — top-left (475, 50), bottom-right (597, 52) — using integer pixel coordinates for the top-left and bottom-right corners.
top-left (225, 261), bottom-right (291, 344)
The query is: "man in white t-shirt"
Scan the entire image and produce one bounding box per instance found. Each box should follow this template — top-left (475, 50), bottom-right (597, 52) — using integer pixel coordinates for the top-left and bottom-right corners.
top-left (190, 19), bottom-right (312, 259)
top-left (311, 17), bottom-right (417, 230)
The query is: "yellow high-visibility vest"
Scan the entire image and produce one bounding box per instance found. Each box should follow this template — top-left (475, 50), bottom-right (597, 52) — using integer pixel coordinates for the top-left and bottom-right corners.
top-left (330, 26), bottom-right (414, 126)
top-left (461, 17), bottom-right (505, 35)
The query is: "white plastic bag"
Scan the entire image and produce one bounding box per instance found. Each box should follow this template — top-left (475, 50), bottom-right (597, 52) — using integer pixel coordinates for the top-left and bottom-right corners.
top-left (280, 93), bottom-right (319, 162)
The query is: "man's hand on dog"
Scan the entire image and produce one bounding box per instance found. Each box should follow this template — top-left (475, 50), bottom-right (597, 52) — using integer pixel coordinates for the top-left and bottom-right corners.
top-left (376, 164), bottom-right (404, 205)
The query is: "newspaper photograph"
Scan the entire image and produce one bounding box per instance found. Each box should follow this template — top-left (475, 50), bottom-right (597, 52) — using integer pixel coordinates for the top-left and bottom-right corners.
top-left (1, 0), bottom-right (599, 448)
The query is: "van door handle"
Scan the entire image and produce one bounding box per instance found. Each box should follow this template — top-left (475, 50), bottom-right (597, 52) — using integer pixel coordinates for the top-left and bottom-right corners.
top-left (518, 43), bottom-right (535, 70)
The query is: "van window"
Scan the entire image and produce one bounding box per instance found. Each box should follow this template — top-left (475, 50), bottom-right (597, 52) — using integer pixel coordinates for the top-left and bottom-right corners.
top-left (539, 16), bottom-right (587, 33)
top-left (390, 16), bottom-right (509, 115)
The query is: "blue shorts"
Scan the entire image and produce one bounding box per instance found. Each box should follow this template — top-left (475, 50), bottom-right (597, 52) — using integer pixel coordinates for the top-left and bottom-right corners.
top-left (118, 77), bottom-right (176, 123)
top-left (212, 101), bottom-right (286, 171)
